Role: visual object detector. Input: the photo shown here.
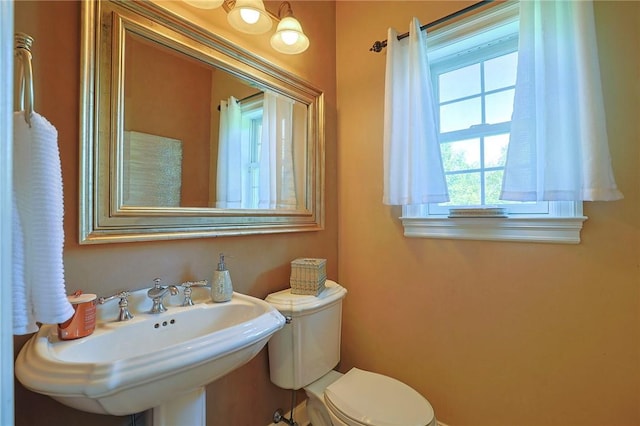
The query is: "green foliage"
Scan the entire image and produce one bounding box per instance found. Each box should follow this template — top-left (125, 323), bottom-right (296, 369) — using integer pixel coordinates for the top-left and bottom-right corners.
top-left (440, 139), bottom-right (508, 206)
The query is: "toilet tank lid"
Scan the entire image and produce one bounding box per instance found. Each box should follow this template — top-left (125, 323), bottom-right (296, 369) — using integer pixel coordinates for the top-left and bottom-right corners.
top-left (324, 368), bottom-right (435, 426)
top-left (265, 280), bottom-right (347, 315)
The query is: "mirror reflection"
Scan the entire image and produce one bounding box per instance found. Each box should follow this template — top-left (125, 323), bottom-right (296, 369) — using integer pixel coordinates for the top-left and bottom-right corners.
top-left (122, 31), bottom-right (307, 210)
top-left (79, 0), bottom-right (324, 243)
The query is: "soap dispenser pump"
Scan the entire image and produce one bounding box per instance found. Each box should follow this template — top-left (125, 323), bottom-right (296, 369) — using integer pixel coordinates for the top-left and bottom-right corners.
top-left (211, 253), bottom-right (233, 302)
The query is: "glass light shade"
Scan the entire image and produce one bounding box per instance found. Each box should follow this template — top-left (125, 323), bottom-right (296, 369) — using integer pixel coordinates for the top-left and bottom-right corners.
top-left (183, 0), bottom-right (224, 9)
top-left (227, 0), bottom-right (272, 34)
top-left (270, 16), bottom-right (309, 54)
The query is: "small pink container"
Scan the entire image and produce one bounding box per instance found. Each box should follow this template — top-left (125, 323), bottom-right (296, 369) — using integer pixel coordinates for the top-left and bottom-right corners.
top-left (58, 291), bottom-right (97, 340)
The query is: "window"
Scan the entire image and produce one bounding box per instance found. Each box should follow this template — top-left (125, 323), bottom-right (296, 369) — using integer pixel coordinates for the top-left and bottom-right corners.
top-left (401, 2), bottom-right (586, 243)
top-left (239, 97), bottom-right (263, 209)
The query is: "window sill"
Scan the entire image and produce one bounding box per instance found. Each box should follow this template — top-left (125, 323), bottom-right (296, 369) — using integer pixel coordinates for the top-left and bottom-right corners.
top-left (399, 215), bottom-right (588, 244)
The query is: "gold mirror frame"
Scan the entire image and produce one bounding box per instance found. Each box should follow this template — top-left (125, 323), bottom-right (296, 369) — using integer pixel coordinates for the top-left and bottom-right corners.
top-left (79, 0), bottom-right (324, 244)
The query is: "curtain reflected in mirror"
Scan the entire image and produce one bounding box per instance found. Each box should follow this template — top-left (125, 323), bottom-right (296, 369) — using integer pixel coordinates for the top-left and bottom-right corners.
top-left (216, 95), bottom-right (243, 208)
top-left (216, 91), bottom-right (301, 209)
top-left (260, 91), bottom-right (298, 209)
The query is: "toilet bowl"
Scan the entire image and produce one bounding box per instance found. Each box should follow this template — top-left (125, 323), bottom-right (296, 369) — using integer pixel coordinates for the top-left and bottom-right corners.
top-left (305, 368), bottom-right (436, 426)
top-left (265, 281), bottom-right (437, 426)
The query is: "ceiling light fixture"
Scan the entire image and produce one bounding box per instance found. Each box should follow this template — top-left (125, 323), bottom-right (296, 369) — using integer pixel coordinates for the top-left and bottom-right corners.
top-left (270, 2), bottom-right (309, 54)
top-left (227, 0), bottom-right (272, 34)
top-left (183, 0), bottom-right (309, 55)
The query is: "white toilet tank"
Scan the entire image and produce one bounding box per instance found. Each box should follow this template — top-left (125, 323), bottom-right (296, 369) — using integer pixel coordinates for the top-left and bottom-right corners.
top-left (265, 281), bottom-right (348, 390)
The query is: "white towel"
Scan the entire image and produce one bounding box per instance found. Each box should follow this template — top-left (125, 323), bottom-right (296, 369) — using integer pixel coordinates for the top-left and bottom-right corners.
top-left (13, 111), bottom-right (74, 335)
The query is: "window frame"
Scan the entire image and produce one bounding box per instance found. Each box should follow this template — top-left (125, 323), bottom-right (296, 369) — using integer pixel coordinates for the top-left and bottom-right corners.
top-left (239, 96), bottom-right (263, 209)
top-left (399, 1), bottom-right (587, 244)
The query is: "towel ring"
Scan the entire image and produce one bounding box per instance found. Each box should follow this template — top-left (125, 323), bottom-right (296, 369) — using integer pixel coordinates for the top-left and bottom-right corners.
top-left (15, 32), bottom-right (34, 127)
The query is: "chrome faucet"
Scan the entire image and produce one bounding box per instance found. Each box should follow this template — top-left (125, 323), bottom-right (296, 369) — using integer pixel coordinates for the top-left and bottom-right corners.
top-left (147, 278), bottom-right (179, 314)
top-left (98, 290), bottom-right (134, 321)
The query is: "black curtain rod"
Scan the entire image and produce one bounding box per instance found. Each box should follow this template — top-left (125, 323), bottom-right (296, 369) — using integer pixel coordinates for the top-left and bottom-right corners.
top-left (216, 91), bottom-right (262, 111)
top-left (369, 0), bottom-right (494, 53)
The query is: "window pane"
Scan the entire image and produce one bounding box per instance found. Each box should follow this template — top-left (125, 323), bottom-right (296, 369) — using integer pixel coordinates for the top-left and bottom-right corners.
top-left (441, 139), bottom-right (480, 172)
top-left (485, 89), bottom-right (514, 124)
top-left (439, 63), bottom-right (480, 102)
top-left (440, 98), bottom-right (481, 132)
top-left (485, 52), bottom-right (518, 91)
top-left (484, 134), bottom-right (509, 168)
top-left (445, 172), bottom-right (481, 205)
top-left (484, 170), bottom-right (504, 204)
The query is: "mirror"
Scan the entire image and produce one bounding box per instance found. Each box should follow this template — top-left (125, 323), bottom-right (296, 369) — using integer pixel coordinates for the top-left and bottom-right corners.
top-left (79, 0), bottom-right (324, 243)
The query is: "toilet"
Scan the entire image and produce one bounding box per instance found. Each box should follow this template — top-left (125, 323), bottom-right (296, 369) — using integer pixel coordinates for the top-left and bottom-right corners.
top-left (266, 280), bottom-right (437, 426)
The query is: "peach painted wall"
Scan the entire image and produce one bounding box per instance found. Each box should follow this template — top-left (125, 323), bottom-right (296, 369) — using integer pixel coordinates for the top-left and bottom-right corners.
top-left (12, 1), bottom-right (336, 425)
top-left (124, 34), bottom-right (213, 207)
top-left (336, 2), bottom-right (639, 426)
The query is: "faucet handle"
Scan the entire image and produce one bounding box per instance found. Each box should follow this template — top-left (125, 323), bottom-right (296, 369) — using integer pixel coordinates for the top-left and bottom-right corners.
top-left (180, 280), bottom-right (208, 306)
top-left (98, 290), bottom-right (130, 304)
top-left (98, 290), bottom-right (134, 321)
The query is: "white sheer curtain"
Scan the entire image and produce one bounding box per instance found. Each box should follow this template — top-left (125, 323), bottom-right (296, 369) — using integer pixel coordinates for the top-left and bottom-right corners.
top-left (383, 17), bottom-right (448, 206)
top-left (216, 96), bottom-right (245, 208)
top-left (501, 0), bottom-right (623, 202)
top-left (259, 90), bottom-right (297, 209)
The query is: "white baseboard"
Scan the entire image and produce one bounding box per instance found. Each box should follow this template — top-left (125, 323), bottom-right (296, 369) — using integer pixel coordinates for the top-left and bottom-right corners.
top-left (267, 401), bottom-right (310, 426)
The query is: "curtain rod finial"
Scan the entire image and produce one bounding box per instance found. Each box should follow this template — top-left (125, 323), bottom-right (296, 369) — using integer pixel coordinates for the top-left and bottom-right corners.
top-left (370, 40), bottom-right (385, 53)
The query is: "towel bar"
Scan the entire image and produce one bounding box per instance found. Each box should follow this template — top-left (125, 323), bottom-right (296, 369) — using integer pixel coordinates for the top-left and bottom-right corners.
top-left (14, 32), bottom-right (34, 127)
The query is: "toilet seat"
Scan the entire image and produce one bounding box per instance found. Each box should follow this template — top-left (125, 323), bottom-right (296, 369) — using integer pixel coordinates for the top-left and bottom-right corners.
top-left (324, 368), bottom-right (435, 426)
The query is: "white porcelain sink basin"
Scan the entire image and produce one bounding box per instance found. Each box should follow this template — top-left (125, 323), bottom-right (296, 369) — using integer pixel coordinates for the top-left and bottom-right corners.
top-left (15, 287), bottom-right (285, 419)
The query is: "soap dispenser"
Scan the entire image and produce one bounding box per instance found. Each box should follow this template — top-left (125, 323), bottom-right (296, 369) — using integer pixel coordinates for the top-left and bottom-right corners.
top-left (211, 253), bottom-right (233, 302)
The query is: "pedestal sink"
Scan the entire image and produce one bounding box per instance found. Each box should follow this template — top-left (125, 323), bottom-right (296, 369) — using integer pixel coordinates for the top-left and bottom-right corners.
top-left (15, 287), bottom-right (285, 425)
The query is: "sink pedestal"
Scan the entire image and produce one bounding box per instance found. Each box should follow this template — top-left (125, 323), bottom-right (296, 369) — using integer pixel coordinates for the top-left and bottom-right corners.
top-left (149, 387), bottom-right (206, 426)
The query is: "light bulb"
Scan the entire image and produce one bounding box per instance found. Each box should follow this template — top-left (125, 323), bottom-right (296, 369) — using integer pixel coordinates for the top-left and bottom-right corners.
top-left (240, 8), bottom-right (260, 24)
top-left (227, 0), bottom-right (272, 34)
top-left (280, 30), bottom-right (299, 46)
